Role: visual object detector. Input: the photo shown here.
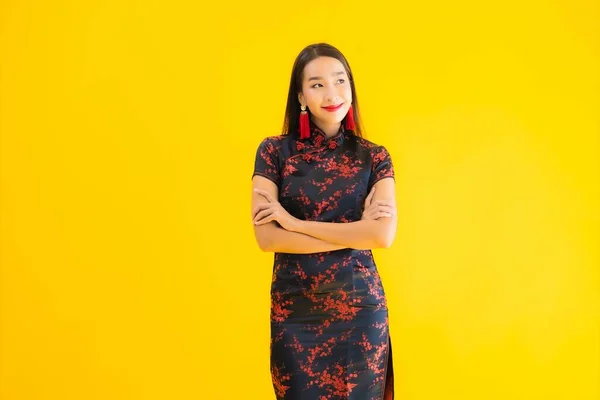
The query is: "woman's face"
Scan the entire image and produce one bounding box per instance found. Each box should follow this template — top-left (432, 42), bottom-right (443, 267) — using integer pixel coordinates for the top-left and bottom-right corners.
top-left (298, 56), bottom-right (353, 131)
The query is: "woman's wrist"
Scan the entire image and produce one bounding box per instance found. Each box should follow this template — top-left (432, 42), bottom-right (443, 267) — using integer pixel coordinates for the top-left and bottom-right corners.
top-left (291, 218), bottom-right (306, 233)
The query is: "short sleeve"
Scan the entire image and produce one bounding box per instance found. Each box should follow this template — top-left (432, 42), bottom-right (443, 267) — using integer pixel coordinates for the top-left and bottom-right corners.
top-left (252, 137), bottom-right (281, 187)
top-left (368, 145), bottom-right (395, 189)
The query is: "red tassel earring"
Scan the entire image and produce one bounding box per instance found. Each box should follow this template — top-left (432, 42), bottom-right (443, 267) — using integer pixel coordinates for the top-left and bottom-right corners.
top-left (299, 104), bottom-right (310, 139)
top-left (345, 104), bottom-right (356, 131)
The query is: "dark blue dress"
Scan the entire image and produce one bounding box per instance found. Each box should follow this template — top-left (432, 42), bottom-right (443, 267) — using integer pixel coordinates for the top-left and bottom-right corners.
top-left (252, 121), bottom-right (395, 400)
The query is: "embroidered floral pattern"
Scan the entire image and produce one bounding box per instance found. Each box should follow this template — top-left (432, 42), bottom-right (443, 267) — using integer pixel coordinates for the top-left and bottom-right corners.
top-left (253, 121), bottom-right (395, 399)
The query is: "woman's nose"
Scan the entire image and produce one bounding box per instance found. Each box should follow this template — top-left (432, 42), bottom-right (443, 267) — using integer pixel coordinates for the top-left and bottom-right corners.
top-left (327, 92), bottom-right (341, 103)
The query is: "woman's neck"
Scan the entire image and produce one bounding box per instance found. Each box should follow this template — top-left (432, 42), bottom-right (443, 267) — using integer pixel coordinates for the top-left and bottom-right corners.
top-left (312, 119), bottom-right (341, 138)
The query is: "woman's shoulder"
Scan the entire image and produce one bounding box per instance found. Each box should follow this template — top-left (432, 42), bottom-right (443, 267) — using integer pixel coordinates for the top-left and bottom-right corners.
top-left (255, 134), bottom-right (294, 157)
top-left (350, 134), bottom-right (387, 151)
top-left (255, 135), bottom-right (290, 146)
top-left (258, 133), bottom-right (293, 145)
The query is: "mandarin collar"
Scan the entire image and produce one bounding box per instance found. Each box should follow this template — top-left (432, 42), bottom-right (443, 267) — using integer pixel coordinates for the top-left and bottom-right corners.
top-left (297, 121), bottom-right (346, 149)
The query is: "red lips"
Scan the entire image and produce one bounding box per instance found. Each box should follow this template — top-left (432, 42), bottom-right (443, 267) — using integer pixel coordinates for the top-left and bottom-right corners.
top-left (322, 104), bottom-right (343, 111)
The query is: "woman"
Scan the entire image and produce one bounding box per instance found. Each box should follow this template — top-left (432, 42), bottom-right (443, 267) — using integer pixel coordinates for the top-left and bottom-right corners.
top-left (251, 43), bottom-right (397, 400)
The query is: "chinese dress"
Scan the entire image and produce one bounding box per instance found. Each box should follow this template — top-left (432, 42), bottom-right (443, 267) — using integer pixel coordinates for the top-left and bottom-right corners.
top-left (252, 120), bottom-right (395, 400)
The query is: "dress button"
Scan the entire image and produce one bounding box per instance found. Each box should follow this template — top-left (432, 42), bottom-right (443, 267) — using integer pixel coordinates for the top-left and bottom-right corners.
top-left (328, 141), bottom-right (338, 149)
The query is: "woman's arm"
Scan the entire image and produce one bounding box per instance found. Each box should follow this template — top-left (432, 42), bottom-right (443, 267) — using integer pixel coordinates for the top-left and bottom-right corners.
top-left (294, 178), bottom-right (397, 249)
top-left (252, 176), bottom-right (347, 253)
top-left (258, 223), bottom-right (349, 253)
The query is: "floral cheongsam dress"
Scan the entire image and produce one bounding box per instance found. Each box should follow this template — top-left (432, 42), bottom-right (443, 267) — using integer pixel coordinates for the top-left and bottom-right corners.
top-left (252, 120), bottom-right (395, 400)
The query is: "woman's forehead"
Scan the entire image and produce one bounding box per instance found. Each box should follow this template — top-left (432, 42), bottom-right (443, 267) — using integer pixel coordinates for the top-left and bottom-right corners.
top-left (303, 57), bottom-right (345, 77)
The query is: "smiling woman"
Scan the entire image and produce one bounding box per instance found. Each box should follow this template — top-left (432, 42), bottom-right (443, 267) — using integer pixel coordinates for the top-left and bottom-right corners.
top-left (251, 43), bottom-right (396, 400)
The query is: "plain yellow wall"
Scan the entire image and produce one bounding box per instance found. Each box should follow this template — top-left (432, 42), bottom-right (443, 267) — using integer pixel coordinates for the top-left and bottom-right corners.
top-left (1, 1), bottom-right (598, 399)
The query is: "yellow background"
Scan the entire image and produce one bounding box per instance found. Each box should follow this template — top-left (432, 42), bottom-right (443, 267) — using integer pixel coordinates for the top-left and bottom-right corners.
top-left (1, 0), bottom-right (598, 399)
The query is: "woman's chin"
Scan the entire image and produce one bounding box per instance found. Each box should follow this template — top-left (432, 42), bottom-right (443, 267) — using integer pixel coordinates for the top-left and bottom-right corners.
top-left (316, 115), bottom-right (345, 125)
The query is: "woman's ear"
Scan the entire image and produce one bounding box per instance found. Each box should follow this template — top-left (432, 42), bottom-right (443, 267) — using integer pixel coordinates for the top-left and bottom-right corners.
top-left (297, 92), bottom-right (304, 105)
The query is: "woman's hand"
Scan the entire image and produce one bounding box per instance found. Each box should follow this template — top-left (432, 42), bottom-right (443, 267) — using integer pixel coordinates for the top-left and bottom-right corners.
top-left (361, 186), bottom-right (396, 221)
top-left (252, 188), bottom-right (301, 232)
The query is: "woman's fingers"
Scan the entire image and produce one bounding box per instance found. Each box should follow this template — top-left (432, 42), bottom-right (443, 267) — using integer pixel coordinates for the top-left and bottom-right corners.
top-left (253, 204), bottom-right (274, 222)
top-left (366, 211), bottom-right (393, 220)
top-left (255, 211), bottom-right (275, 225)
top-left (364, 186), bottom-right (376, 207)
top-left (373, 205), bottom-right (396, 214)
top-left (365, 203), bottom-right (396, 214)
top-left (364, 199), bottom-right (393, 211)
top-left (364, 205), bottom-right (395, 220)
top-left (371, 200), bottom-right (394, 206)
top-left (253, 188), bottom-right (275, 203)
top-left (374, 211), bottom-right (393, 218)
top-left (252, 202), bottom-right (274, 219)
top-left (252, 208), bottom-right (275, 222)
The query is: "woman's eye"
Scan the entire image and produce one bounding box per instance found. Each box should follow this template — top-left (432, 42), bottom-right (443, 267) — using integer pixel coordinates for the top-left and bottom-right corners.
top-left (311, 79), bottom-right (345, 88)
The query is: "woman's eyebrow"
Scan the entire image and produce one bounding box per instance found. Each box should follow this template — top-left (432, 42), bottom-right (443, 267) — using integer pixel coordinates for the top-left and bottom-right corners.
top-left (308, 71), bottom-right (346, 82)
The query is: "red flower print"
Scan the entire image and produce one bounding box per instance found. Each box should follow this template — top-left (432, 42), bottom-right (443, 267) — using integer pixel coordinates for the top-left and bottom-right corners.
top-left (254, 131), bottom-right (395, 399)
top-left (271, 365), bottom-right (291, 398)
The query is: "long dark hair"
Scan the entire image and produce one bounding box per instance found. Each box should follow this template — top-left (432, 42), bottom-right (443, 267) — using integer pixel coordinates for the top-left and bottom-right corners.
top-left (281, 43), bottom-right (364, 138)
